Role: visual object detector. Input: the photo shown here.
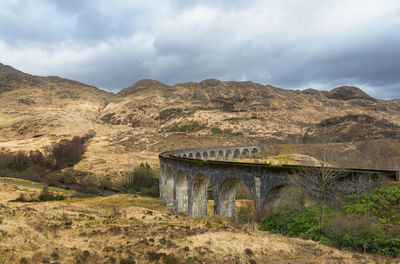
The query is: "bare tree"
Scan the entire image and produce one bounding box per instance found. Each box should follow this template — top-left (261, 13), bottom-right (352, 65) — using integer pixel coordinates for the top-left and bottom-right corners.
top-left (290, 144), bottom-right (345, 205)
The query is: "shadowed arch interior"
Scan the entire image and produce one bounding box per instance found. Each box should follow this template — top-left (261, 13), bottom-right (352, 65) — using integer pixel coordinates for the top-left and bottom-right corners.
top-left (251, 148), bottom-right (258, 157)
top-left (225, 150), bottom-right (232, 160)
top-left (203, 151), bottom-right (208, 160)
top-left (196, 152), bottom-right (202, 159)
top-left (242, 148), bottom-right (250, 158)
top-left (218, 178), bottom-right (253, 217)
top-left (210, 151), bottom-right (216, 160)
top-left (191, 173), bottom-right (210, 218)
top-left (233, 149), bottom-right (241, 159)
top-left (262, 185), bottom-right (310, 215)
top-left (182, 154), bottom-right (187, 158)
top-left (217, 150), bottom-right (224, 161)
top-left (165, 167), bottom-right (174, 206)
top-left (188, 153), bottom-right (193, 159)
top-left (175, 170), bottom-right (188, 212)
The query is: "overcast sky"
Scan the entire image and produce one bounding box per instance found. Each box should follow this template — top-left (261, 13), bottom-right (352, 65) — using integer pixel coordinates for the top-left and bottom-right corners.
top-left (1, 0), bottom-right (400, 98)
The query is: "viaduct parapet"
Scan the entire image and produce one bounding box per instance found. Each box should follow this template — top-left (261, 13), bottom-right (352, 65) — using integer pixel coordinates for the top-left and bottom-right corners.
top-left (159, 145), bottom-right (398, 218)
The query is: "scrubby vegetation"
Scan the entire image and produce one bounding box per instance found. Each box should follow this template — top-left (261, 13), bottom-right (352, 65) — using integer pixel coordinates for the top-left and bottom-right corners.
top-left (259, 183), bottom-right (400, 257)
top-left (123, 162), bottom-right (159, 197)
top-left (166, 121), bottom-right (206, 132)
top-left (211, 127), bottom-right (243, 136)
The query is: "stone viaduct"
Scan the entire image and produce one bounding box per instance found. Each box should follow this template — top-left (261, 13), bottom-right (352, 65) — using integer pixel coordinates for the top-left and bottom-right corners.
top-left (159, 145), bottom-right (399, 218)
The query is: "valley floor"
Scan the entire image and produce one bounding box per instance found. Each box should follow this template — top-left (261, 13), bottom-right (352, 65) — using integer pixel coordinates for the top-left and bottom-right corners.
top-left (0, 181), bottom-right (398, 264)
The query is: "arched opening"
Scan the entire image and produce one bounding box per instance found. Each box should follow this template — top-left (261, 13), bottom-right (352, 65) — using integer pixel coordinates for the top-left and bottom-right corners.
top-left (188, 153), bottom-right (194, 159)
top-left (217, 150), bottom-right (224, 161)
top-left (196, 152), bottom-right (202, 159)
top-left (233, 149), bottom-right (241, 159)
top-left (262, 185), bottom-right (311, 216)
top-left (242, 149), bottom-right (250, 158)
top-left (165, 167), bottom-right (174, 206)
top-left (182, 154), bottom-right (187, 158)
top-left (225, 150), bottom-right (232, 161)
top-left (210, 151), bottom-right (216, 160)
top-left (218, 178), bottom-right (254, 218)
top-left (251, 148), bottom-right (258, 157)
top-left (190, 173), bottom-right (210, 218)
top-left (202, 152), bottom-right (208, 160)
top-left (175, 170), bottom-right (188, 212)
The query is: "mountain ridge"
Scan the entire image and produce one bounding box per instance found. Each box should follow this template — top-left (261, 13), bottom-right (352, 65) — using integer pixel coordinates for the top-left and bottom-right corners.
top-left (1, 63), bottom-right (400, 176)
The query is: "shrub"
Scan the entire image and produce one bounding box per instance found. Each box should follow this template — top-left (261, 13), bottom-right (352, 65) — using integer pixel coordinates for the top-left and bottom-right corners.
top-left (124, 162), bottom-right (159, 197)
top-left (259, 205), bottom-right (332, 240)
top-left (80, 174), bottom-right (99, 194)
top-left (38, 193), bottom-right (65, 201)
top-left (51, 135), bottom-right (90, 169)
top-left (237, 205), bottom-right (248, 221)
top-left (259, 184), bottom-right (400, 257)
top-left (325, 213), bottom-right (385, 252)
top-left (344, 184), bottom-right (400, 227)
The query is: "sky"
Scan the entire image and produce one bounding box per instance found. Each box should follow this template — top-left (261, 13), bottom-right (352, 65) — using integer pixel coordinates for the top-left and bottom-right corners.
top-left (1, 0), bottom-right (400, 99)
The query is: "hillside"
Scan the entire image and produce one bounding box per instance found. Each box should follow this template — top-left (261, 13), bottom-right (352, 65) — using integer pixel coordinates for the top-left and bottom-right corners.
top-left (1, 63), bottom-right (400, 180)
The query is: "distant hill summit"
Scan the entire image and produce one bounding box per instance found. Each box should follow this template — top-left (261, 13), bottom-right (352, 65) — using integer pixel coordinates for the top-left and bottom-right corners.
top-left (117, 79), bottom-right (169, 97)
top-left (0, 63), bottom-right (22, 78)
top-left (324, 86), bottom-right (376, 101)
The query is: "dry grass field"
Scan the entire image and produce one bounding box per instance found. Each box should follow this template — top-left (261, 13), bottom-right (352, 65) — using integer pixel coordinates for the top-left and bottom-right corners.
top-left (0, 181), bottom-right (398, 264)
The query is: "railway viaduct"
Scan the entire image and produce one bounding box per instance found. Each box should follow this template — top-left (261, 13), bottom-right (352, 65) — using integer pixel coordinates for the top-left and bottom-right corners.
top-left (159, 145), bottom-right (399, 218)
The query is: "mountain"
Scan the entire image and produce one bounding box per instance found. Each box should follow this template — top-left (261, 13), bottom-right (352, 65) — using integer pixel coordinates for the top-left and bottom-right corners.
top-left (0, 63), bottom-right (400, 180)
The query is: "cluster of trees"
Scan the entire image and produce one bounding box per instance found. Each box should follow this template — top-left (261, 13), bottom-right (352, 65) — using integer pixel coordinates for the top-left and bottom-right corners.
top-left (0, 133), bottom-right (94, 184)
top-left (123, 162), bottom-right (159, 197)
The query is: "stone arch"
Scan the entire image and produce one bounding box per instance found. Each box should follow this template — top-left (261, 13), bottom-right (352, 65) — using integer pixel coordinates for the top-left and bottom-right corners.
top-left (225, 150), bottom-right (232, 161)
top-left (233, 149), bottom-right (241, 159)
top-left (188, 153), bottom-right (194, 159)
top-left (175, 170), bottom-right (188, 212)
top-left (182, 154), bottom-right (187, 158)
top-left (203, 152), bottom-right (208, 160)
top-left (217, 150), bottom-right (224, 161)
top-left (251, 148), bottom-right (258, 157)
top-left (262, 184), bottom-right (309, 214)
top-left (210, 151), bottom-right (216, 160)
top-left (218, 178), bottom-right (254, 217)
top-left (242, 148), bottom-right (250, 158)
top-left (190, 173), bottom-right (210, 218)
top-left (165, 167), bottom-right (174, 206)
top-left (196, 152), bottom-right (202, 159)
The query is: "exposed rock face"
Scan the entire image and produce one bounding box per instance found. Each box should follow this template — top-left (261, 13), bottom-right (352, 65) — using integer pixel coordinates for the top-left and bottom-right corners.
top-left (317, 114), bottom-right (375, 127)
top-left (311, 114), bottom-right (400, 142)
top-left (324, 86), bottom-right (376, 101)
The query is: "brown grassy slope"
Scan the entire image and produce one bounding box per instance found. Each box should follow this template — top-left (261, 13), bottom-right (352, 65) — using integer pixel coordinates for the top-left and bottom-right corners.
top-left (0, 65), bottom-right (111, 139)
top-left (1, 64), bottom-right (400, 177)
top-left (101, 79), bottom-right (400, 139)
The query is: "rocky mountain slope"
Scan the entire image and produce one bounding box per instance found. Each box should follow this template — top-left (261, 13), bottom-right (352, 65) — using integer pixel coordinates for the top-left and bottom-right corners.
top-left (0, 63), bottom-right (399, 179)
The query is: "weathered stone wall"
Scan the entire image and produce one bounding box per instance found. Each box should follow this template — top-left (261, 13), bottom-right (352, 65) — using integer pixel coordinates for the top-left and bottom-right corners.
top-left (159, 145), bottom-right (399, 218)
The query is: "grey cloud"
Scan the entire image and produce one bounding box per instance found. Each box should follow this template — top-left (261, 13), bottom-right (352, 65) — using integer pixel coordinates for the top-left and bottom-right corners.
top-left (0, 0), bottom-right (399, 98)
